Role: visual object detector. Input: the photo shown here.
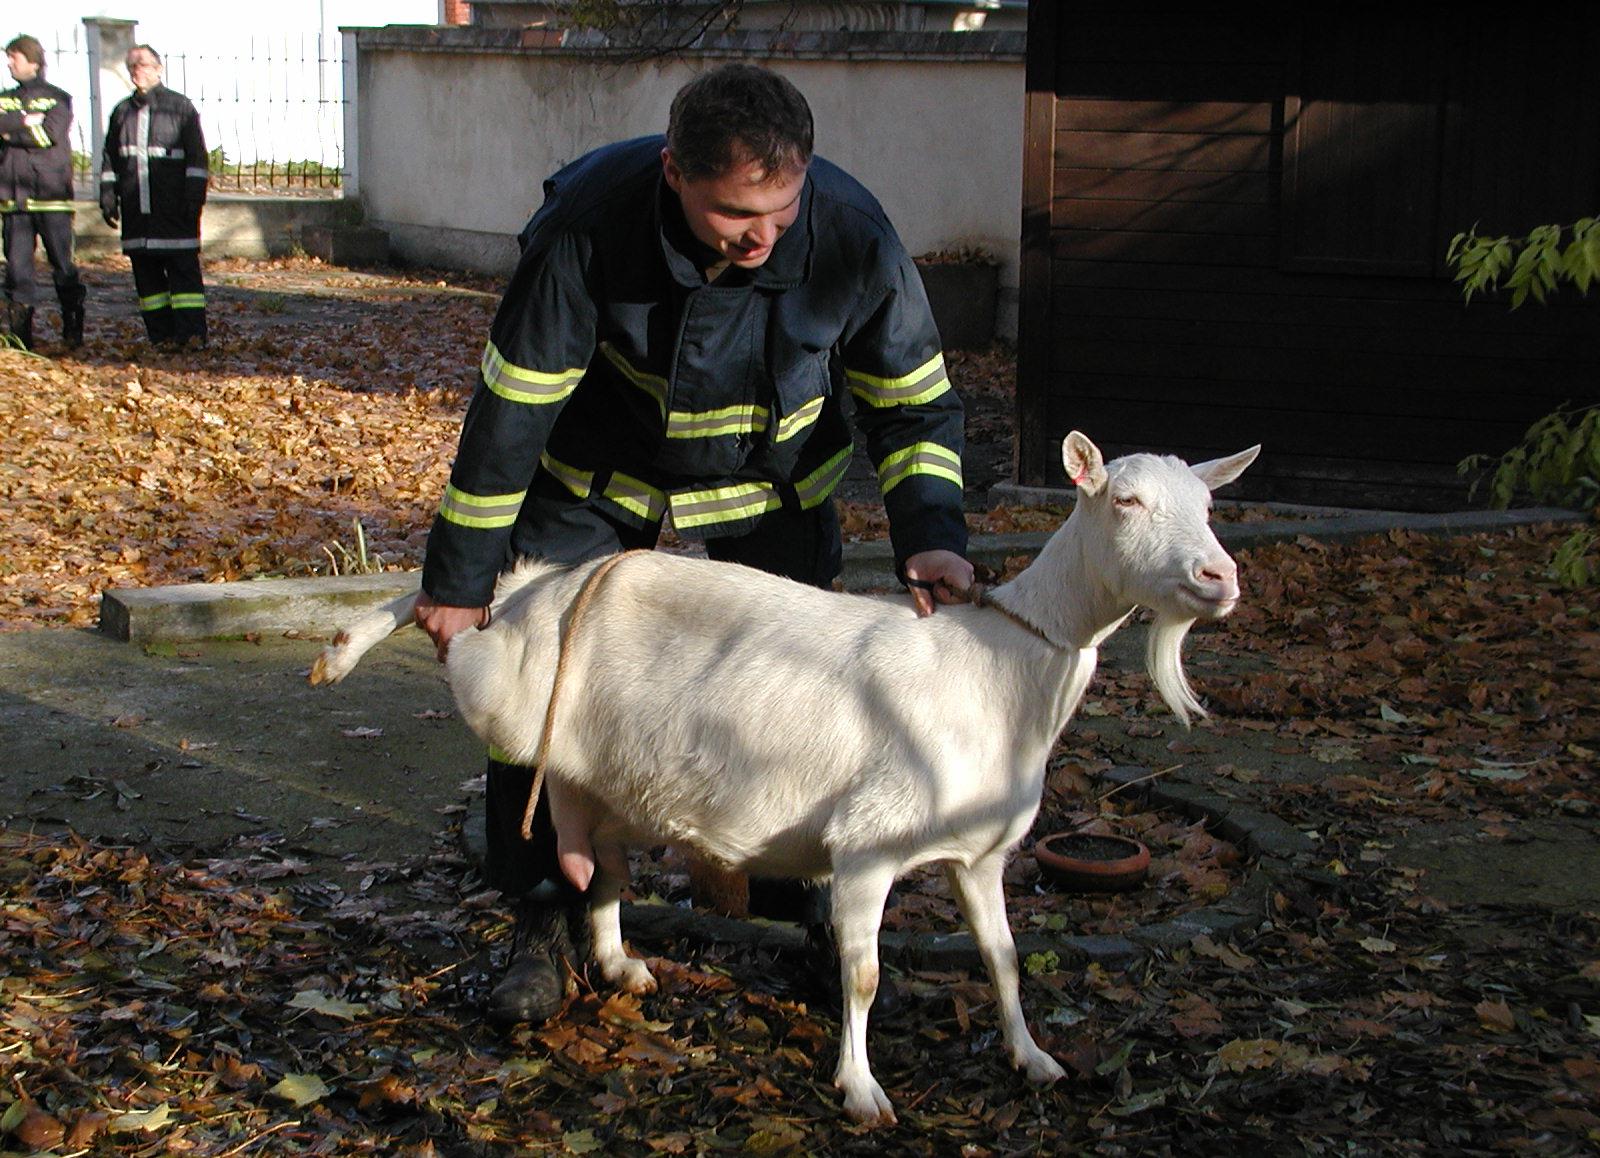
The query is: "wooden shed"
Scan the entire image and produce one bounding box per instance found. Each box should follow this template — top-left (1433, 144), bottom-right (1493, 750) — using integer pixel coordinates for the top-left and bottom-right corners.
top-left (1017, 2), bottom-right (1600, 509)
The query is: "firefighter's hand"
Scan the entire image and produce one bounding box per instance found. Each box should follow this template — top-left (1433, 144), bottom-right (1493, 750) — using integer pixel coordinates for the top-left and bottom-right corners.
top-left (903, 549), bottom-right (975, 618)
top-left (414, 591), bottom-right (490, 664)
top-left (101, 209), bottom-right (118, 228)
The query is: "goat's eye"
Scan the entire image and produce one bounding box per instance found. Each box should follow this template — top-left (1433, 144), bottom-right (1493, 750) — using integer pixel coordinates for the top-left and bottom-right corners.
top-left (1113, 493), bottom-right (1141, 509)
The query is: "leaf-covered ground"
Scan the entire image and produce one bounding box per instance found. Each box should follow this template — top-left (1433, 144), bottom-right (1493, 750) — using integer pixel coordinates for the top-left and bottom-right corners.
top-left (3, 258), bottom-right (1598, 1154)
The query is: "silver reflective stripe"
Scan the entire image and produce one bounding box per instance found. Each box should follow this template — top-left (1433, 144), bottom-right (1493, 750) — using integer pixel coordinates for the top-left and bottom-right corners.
top-left (668, 482), bottom-right (781, 531)
top-left (877, 441), bottom-right (963, 496)
top-left (185, 167), bottom-right (207, 179)
top-left (141, 237), bottom-right (201, 250)
top-left (539, 452), bottom-right (593, 499)
top-left (603, 471), bottom-right (667, 525)
top-left (794, 446), bottom-right (852, 508)
top-left (135, 105), bottom-right (151, 216)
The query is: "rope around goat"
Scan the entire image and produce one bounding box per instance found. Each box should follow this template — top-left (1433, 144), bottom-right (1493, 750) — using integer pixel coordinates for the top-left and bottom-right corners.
top-left (517, 549), bottom-right (649, 841)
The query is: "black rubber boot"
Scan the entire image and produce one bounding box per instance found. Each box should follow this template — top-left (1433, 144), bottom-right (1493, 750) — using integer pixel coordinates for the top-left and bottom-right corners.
top-left (60, 284), bottom-right (86, 348)
top-left (6, 304), bottom-right (33, 351)
top-left (487, 885), bottom-right (586, 1027)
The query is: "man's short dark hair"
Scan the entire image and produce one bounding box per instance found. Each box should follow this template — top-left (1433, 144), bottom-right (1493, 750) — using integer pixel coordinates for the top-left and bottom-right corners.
top-left (128, 44), bottom-right (163, 65)
top-left (6, 35), bottom-right (45, 70)
top-left (667, 63), bottom-right (813, 181)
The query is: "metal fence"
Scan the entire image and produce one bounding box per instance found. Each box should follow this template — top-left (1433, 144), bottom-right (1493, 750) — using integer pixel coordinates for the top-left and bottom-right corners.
top-left (44, 26), bottom-right (346, 194)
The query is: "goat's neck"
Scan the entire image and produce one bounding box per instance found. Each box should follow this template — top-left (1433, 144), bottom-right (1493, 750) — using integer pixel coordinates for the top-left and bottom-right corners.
top-left (986, 513), bottom-right (1133, 651)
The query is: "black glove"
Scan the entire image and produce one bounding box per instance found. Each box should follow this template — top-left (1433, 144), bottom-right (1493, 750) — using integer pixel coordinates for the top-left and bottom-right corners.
top-left (101, 208), bottom-right (119, 229)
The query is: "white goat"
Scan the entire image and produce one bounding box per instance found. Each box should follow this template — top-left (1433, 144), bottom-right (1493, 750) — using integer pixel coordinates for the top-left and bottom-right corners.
top-left (311, 432), bottom-right (1259, 1125)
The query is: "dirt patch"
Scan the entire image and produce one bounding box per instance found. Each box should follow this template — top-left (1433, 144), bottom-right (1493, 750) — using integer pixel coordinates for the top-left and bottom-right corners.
top-left (1078, 625), bottom-right (1600, 914)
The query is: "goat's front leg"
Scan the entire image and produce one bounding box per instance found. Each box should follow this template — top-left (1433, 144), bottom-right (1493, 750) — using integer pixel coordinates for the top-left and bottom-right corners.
top-left (586, 839), bottom-right (655, 995)
top-left (945, 854), bottom-right (1065, 1085)
top-left (829, 856), bottom-right (900, 1126)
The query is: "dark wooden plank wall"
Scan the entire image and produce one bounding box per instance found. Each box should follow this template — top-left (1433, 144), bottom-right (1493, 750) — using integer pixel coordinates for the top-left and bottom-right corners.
top-left (1021, 4), bottom-right (1600, 509)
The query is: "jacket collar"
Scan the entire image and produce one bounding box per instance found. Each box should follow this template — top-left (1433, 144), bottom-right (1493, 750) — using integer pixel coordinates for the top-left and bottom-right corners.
top-left (655, 167), bottom-right (813, 291)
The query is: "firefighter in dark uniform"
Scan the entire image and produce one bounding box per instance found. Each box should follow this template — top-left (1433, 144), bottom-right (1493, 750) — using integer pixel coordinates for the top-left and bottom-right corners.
top-left (99, 44), bottom-right (209, 348)
top-left (414, 64), bottom-right (974, 1027)
top-left (0, 34), bottom-right (86, 350)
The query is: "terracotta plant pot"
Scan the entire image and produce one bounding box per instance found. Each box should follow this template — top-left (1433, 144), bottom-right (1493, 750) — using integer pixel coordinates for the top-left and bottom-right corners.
top-left (1033, 831), bottom-right (1151, 893)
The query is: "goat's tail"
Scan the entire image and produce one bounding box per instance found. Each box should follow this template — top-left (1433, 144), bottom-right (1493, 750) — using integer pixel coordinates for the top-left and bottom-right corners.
top-left (308, 590), bottom-right (421, 686)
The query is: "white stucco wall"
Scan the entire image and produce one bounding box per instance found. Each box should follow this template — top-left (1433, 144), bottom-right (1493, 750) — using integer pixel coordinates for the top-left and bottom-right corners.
top-left (351, 30), bottom-right (1024, 334)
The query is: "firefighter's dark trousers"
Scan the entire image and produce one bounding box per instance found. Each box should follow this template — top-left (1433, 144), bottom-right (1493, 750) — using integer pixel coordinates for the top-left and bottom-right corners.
top-left (2, 209), bottom-right (83, 312)
top-left (131, 249), bottom-right (206, 344)
top-left (482, 485), bottom-right (841, 922)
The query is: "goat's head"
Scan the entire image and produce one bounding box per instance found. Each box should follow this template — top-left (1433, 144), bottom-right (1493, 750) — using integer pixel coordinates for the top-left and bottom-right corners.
top-left (1064, 431), bottom-right (1260, 722)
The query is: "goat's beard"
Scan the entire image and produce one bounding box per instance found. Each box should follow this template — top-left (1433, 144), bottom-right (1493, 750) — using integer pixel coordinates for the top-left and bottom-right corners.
top-left (1146, 615), bottom-right (1203, 725)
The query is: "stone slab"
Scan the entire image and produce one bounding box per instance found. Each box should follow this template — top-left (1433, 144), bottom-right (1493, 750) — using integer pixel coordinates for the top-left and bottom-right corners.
top-left (100, 572), bottom-right (418, 643)
top-left (96, 504), bottom-right (1588, 644)
top-left (302, 225), bottom-right (391, 267)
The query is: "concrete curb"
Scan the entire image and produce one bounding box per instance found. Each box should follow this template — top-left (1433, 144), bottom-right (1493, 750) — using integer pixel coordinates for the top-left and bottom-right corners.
top-left (98, 504), bottom-right (1587, 643)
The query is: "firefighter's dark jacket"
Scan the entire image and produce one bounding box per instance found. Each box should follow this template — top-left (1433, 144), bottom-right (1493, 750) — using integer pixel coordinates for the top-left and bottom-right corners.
top-left (99, 84), bottom-right (208, 251)
top-left (422, 136), bottom-right (967, 607)
top-left (0, 76), bottom-right (75, 213)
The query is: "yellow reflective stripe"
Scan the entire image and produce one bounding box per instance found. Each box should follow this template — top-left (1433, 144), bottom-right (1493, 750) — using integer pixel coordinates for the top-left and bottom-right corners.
top-left (795, 445), bottom-right (851, 508)
top-left (481, 340), bottom-right (583, 405)
top-left (846, 352), bottom-right (951, 409)
top-left (22, 200), bottom-right (75, 212)
top-left (170, 293), bottom-right (206, 310)
top-left (774, 395), bottom-right (825, 442)
top-left (488, 745), bottom-right (532, 765)
top-left (878, 442), bottom-right (963, 496)
top-left (600, 342), bottom-right (667, 417)
top-left (602, 343), bottom-right (771, 439)
top-left (603, 470), bottom-right (667, 524)
top-left (139, 292), bottom-right (171, 311)
top-left (438, 483), bottom-right (525, 529)
top-left (667, 402), bottom-right (768, 440)
top-left (29, 125), bottom-right (51, 148)
top-left (539, 452), bottom-right (594, 500)
top-left (669, 482), bottom-right (781, 529)
top-left (0, 200), bottom-right (14, 213)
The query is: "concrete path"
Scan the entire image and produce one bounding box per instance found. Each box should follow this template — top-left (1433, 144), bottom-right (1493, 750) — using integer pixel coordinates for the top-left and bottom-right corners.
top-left (4, 503), bottom-right (1589, 967)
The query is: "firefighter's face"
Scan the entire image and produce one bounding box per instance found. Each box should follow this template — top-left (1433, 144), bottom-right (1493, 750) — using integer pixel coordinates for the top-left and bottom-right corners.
top-left (662, 148), bottom-right (806, 270)
top-left (6, 51), bottom-right (39, 84)
top-left (126, 50), bottom-right (162, 93)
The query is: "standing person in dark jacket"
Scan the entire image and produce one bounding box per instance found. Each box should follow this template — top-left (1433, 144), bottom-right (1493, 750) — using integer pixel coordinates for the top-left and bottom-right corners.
top-left (99, 44), bottom-right (209, 348)
top-left (414, 63), bottom-right (974, 1027)
top-left (0, 34), bottom-right (86, 350)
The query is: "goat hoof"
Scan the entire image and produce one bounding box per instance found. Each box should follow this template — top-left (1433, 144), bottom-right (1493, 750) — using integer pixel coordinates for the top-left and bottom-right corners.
top-left (838, 1077), bottom-right (896, 1126)
top-left (1016, 1050), bottom-right (1066, 1085)
top-left (604, 956), bottom-right (657, 994)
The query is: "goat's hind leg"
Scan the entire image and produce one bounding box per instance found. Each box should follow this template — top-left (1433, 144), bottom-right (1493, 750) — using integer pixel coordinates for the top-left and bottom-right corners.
top-left (830, 856), bottom-right (900, 1126)
top-left (944, 854), bottom-right (1065, 1084)
top-left (586, 838), bottom-right (656, 995)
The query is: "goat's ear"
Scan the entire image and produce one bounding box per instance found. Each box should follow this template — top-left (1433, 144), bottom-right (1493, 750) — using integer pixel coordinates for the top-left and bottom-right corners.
top-left (1062, 431), bottom-right (1108, 496)
top-left (1190, 445), bottom-right (1261, 492)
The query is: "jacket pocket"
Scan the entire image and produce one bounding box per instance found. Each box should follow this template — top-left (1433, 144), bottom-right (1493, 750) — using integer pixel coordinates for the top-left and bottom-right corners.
top-left (768, 350), bottom-right (831, 447)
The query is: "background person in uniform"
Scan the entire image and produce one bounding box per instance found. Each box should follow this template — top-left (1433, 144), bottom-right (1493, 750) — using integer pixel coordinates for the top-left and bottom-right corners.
top-left (99, 44), bottom-right (209, 348)
top-left (0, 34), bottom-right (86, 350)
top-left (412, 63), bottom-right (974, 1028)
